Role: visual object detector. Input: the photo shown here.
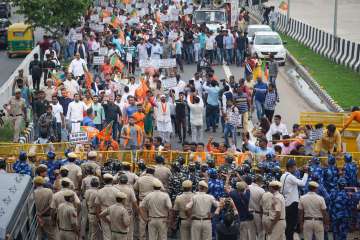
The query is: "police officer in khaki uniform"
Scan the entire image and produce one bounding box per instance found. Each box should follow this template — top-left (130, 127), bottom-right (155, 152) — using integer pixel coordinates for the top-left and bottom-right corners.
top-left (139, 178), bottom-right (172, 240)
top-left (249, 175), bottom-right (265, 240)
top-left (115, 174), bottom-right (138, 240)
top-left (7, 89), bottom-right (27, 142)
top-left (266, 181), bottom-right (286, 240)
top-left (134, 166), bottom-right (164, 240)
top-left (84, 178), bottom-right (101, 240)
top-left (81, 151), bottom-right (102, 177)
top-left (57, 190), bottom-right (79, 240)
top-left (51, 179), bottom-right (80, 211)
top-left (299, 181), bottom-right (328, 240)
top-left (64, 152), bottom-right (83, 191)
top-left (120, 162), bottom-right (139, 185)
top-left (173, 180), bottom-right (195, 240)
top-left (59, 166), bottom-right (75, 189)
top-left (100, 192), bottom-right (131, 240)
top-left (186, 180), bottom-right (219, 240)
top-left (260, 189), bottom-right (273, 236)
top-left (33, 176), bottom-right (57, 240)
top-left (154, 155), bottom-right (172, 190)
top-left (95, 173), bottom-right (122, 240)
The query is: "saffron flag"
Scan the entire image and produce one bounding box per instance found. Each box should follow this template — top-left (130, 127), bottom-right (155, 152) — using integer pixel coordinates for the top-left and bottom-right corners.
top-left (110, 54), bottom-right (124, 72)
top-left (84, 71), bottom-right (93, 89)
top-left (81, 126), bottom-right (99, 139)
top-left (279, 1), bottom-right (288, 11)
top-left (110, 15), bottom-right (121, 29)
top-left (135, 77), bottom-right (149, 103)
top-left (97, 121), bottom-right (113, 141)
top-left (262, 61), bottom-right (269, 81)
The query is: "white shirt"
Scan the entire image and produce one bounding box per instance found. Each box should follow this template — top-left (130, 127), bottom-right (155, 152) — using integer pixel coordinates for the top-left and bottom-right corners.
top-left (137, 44), bottom-right (148, 60)
top-left (151, 44), bottom-right (162, 59)
top-left (69, 58), bottom-right (87, 77)
top-left (66, 101), bottom-right (87, 122)
top-left (51, 103), bottom-right (64, 123)
top-left (63, 79), bottom-right (80, 98)
top-left (187, 95), bottom-right (204, 126)
top-left (173, 80), bottom-right (186, 100)
top-left (156, 102), bottom-right (172, 122)
top-left (205, 35), bottom-right (216, 50)
top-left (266, 122), bottom-right (289, 141)
top-left (280, 172), bottom-right (308, 206)
top-left (193, 78), bottom-right (203, 96)
top-left (127, 83), bottom-right (139, 96)
top-left (249, 183), bottom-right (265, 212)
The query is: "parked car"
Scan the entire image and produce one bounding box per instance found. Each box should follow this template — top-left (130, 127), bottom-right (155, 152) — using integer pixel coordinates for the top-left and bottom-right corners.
top-left (0, 2), bottom-right (11, 18)
top-left (251, 31), bottom-right (287, 65)
top-left (246, 24), bottom-right (272, 43)
top-left (0, 18), bottom-right (11, 48)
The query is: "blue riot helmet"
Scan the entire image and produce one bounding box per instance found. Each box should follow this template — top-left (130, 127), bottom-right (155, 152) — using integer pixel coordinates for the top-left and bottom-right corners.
top-left (327, 155), bottom-right (336, 165)
top-left (47, 151), bottom-right (56, 160)
top-left (273, 165), bottom-right (281, 173)
top-left (242, 163), bottom-right (251, 173)
top-left (337, 177), bottom-right (347, 187)
top-left (206, 156), bottom-right (215, 168)
top-left (207, 168), bottom-right (218, 178)
top-left (344, 153), bottom-right (352, 163)
top-left (176, 155), bottom-right (185, 165)
top-left (311, 156), bottom-right (320, 165)
top-left (19, 151), bottom-right (27, 161)
top-left (265, 153), bottom-right (274, 161)
top-left (155, 155), bottom-right (165, 164)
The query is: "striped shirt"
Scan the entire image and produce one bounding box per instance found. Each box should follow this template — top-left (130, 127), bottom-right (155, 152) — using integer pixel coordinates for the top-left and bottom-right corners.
top-left (264, 91), bottom-right (277, 110)
top-left (233, 92), bottom-right (249, 113)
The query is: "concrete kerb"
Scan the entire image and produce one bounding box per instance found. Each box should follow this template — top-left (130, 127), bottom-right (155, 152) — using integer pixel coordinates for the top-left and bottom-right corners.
top-left (246, 7), bottom-right (344, 113)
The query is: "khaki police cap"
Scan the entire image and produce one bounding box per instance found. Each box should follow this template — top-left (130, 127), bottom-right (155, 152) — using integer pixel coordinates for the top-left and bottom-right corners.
top-left (28, 152), bottom-right (36, 157)
top-left (33, 176), bottom-right (45, 185)
top-left (60, 165), bottom-right (69, 171)
top-left (68, 152), bottom-right (78, 159)
top-left (63, 190), bottom-right (74, 197)
top-left (269, 180), bottom-right (282, 188)
top-left (153, 178), bottom-right (162, 188)
top-left (88, 151), bottom-right (97, 158)
top-left (198, 180), bottom-right (208, 188)
top-left (308, 181), bottom-right (319, 188)
top-left (236, 181), bottom-right (247, 190)
top-left (15, 88), bottom-right (21, 93)
top-left (103, 173), bottom-right (114, 180)
top-left (115, 192), bottom-right (127, 199)
top-left (182, 180), bottom-right (193, 188)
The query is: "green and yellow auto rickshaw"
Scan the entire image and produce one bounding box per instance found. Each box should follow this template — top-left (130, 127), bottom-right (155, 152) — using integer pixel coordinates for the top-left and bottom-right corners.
top-left (7, 22), bottom-right (34, 58)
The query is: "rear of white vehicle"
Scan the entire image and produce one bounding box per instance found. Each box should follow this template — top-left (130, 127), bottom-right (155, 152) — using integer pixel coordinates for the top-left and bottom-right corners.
top-left (246, 24), bottom-right (272, 43)
top-left (251, 31), bottom-right (287, 65)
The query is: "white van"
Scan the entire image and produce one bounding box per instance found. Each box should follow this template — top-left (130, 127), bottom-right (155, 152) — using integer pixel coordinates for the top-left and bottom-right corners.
top-left (251, 31), bottom-right (287, 65)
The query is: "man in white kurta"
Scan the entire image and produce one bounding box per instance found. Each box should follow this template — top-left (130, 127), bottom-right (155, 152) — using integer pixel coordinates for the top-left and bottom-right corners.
top-left (156, 95), bottom-right (172, 143)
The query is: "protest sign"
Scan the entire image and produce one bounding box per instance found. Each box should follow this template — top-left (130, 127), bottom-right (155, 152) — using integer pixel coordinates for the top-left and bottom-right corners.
top-left (74, 33), bottom-right (83, 41)
top-left (126, 53), bottom-right (133, 63)
top-left (93, 56), bottom-right (105, 65)
top-left (90, 14), bottom-right (99, 22)
top-left (69, 132), bottom-right (88, 143)
top-left (162, 77), bottom-right (177, 90)
top-left (139, 58), bottom-right (176, 69)
top-left (103, 17), bottom-right (111, 23)
top-left (160, 14), bottom-right (169, 22)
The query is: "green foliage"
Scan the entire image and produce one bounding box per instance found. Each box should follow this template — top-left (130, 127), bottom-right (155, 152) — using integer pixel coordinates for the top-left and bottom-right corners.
top-left (280, 33), bottom-right (360, 109)
top-left (0, 119), bottom-right (15, 142)
top-left (11, 0), bottom-right (91, 37)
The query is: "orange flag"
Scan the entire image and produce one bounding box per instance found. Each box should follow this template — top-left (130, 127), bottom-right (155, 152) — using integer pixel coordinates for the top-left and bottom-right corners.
top-left (135, 78), bottom-right (149, 103)
top-left (85, 71), bottom-right (93, 89)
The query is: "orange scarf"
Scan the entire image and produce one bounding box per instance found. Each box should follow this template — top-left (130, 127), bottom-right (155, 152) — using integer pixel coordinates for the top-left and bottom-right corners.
top-left (161, 102), bottom-right (167, 113)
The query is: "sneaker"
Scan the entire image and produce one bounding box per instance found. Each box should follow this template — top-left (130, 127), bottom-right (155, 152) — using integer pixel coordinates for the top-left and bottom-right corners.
top-left (205, 128), bottom-right (210, 132)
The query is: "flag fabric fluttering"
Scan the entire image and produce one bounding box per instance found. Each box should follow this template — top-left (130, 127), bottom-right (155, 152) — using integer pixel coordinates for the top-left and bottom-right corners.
top-left (110, 54), bottom-right (125, 72)
top-left (262, 60), bottom-right (269, 81)
top-left (97, 121), bottom-right (113, 141)
top-left (84, 71), bottom-right (93, 89)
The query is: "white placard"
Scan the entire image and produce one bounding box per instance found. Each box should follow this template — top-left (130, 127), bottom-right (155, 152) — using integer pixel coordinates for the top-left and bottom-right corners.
top-left (162, 77), bottom-right (177, 90)
top-left (184, 8), bottom-right (192, 15)
top-left (126, 53), bottom-right (133, 63)
top-left (69, 132), bottom-right (88, 143)
top-left (98, 47), bottom-right (108, 56)
top-left (138, 9), bottom-right (146, 17)
top-left (94, 24), bottom-right (104, 32)
top-left (106, 6), bottom-right (113, 12)
top-left (93, 56), bottom-right (105, 65)
top-left (103, 17), bottom-right (111, 23)
top-left (160, 14), bottom-right (169, 22)
top-left (158, 58), bottom-right (176, 68)
top-left (90, 14), bottom-right (99, 22)
top-left (231, 0), bottom-right (239, 27)
top-left (139, 58), bottom-right (176, 69)
top-left (135, 2), bottom-right (144, 8)
top-left (74, 33), bottom-right (83, 41)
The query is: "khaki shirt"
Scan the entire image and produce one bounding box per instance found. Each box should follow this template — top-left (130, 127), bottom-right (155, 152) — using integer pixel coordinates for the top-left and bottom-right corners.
top-left (60, 177), bottom-right (75, 190)
top-left (8, 96), bottom-right (25, 116)
top-left (186, 192), bottom-right (218, 218)
top-left (64, 163), bottom-right (82, 189)
top-left (260, 191), bottom-right (273, 215)
top-left (101, 203), bottom-right (130, 233)
top-left (125, 171), bottom-right (139, 185)
top-left (81, 175), bottom-right (99, 192)
top-left (50, 188), bottom-right (80, 210)
top-left (140, 190), bottom-right (172, 218)
top-left (94, 184), bottom-right (121, 210)
top-left (154, 165), bottom-right (172, 190)
top-left (34, 187), bottom-right (53, 215)
top-left (81, 161), bottom-right (101, 176)
top-left (249, 183), bottom-right (265, 212)
top-left (271, 191), bottom-right (286, 220)
top-left (114, 184), bottom-right (137, 211)
top-left (84, 188), bottom-right (99, 214)
top-left (134, 174), bottom-right (163, 201)
top-left (174, 192), bottom-right (195, 219)
top-left (57, 202), bottom-right (78, 230)
top-left (299, 192), bottom-right (326, 218)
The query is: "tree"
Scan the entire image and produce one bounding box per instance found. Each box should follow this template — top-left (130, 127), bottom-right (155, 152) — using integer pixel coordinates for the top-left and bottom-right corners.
top-left (11, 0), bottom-right (91, 37)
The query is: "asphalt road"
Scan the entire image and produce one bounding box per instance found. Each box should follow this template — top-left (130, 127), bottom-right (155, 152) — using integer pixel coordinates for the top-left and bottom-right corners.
top-left (268, 0), bottom-right (360, 43)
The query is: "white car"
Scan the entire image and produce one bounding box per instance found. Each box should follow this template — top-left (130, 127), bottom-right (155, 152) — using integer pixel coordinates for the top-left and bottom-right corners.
top-left (251, 31), bottom-right (287, 65)
top-left (246, 24), bottom-right (272, 43)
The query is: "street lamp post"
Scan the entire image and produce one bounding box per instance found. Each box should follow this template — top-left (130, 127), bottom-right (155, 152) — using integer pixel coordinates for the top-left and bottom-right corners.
top-left (287, 0), bottom-right (290, 22)
top-left (333, 0), bottom-right (338, 54)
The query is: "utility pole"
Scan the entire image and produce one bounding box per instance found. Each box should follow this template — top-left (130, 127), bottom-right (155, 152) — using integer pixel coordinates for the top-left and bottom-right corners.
top-left (333, 0), bottom-right (339, 53)
top-left (287, 0), bottom-right (290, 22)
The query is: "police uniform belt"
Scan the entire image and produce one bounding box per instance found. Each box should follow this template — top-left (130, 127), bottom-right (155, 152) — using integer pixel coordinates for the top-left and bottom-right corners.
top-left (59, 228), bottom-right (75, 232)
top-left (304, 217), bottom-right (323, 221)
top-left (10, 114), bottom-right (23, 117)
top-left (111, 230), bottom-right (128, 234)
top-left (192, 217), bottom-right (211, 220)
top-left (250, 210), bottom-right (262, 214)
top-left (150, 216), bottom-right (167, 218)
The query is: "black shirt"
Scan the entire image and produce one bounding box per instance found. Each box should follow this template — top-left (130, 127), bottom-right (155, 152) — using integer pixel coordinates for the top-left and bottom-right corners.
top-left (29, 59), bottom-right (42, 77)
top-left (215, 34), bottom-right (224, 49)
top-left (32, 99), bottom-right (49, 119)
top-left (216, 223), bottom-right (240, 240)
top-left (103, 103), bottom-right (121, 123)
top-left (58, 96), bottom-right (72, 116)
top-left (236, 36), bottom-right (247, 50)
top-left (175, 100), bottom-right (187, 118)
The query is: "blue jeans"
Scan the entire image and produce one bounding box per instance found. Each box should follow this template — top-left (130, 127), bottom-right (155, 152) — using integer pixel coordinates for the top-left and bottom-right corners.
top-left (184, 44), bottom-right (194, 64)
top-left (225, 49), bottom-right (233, 64)
top-left (206, 104), bottom-right (219, 130)
top-left (224, 123), bottom-right (237, 146)
top-left (216, 48), bottom-right (224, 64)
top-left (255, 100), bottom-right (265, 121)
top-left (65, 42), bottom-right (75, 60)
top-left (236, 49), bottom-right (245, 66)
